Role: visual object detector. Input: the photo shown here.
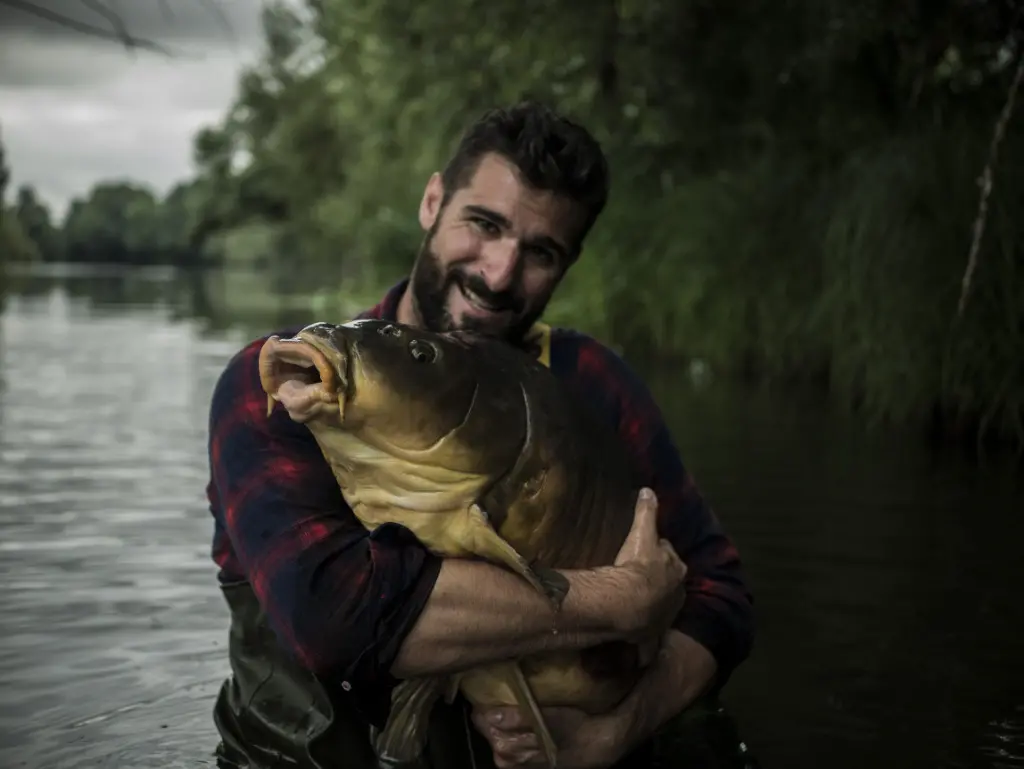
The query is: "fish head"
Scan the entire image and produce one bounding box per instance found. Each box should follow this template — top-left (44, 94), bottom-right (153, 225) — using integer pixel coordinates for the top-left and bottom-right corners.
top-left (259, 319), bottom-right (528, 473)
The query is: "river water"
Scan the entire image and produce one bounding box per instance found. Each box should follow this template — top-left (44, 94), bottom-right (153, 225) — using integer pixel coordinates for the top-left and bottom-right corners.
top-left (0, 267), bottom-right (1021, 769)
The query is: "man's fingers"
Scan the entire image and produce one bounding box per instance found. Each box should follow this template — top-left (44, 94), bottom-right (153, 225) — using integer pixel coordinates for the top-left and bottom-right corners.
top-left (629, 488), bottom-right (658, 542)
top-left (492, 707), bottom-right (531, 732)
top-left (615, 488), bottom-right (660, 567)
top-left (473, 706), bottom-right (531, 733)
top-left (660, 538), bottom-right (687, 577)
top-left (636, 634), bottom-right (662, 667)
top-left (494, 750), bottom-right (540, 769)
top-left (492, 733), bottom-right (540, 768)
top-left (493, 732), bottom-right (539, 752)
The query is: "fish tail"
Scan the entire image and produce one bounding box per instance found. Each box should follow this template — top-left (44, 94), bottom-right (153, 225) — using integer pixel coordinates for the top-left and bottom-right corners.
top-left (507, 662), bottom-right (558, 769)
top-left (372, 676), bottom-right (445, 764)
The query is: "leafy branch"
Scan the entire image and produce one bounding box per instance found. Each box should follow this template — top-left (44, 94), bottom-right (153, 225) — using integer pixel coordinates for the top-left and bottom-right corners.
top-left (0, 0), bottom-right (236, 56)
top-left (957, 50), bottom-right (1024, 320)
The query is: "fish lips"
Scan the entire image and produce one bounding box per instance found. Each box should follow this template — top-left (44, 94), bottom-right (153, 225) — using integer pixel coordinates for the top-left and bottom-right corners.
top-left (258, 334), bottom-right (348, 423)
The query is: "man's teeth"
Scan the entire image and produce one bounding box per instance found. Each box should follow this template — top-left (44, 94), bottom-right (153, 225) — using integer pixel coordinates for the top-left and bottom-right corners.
top-left (462, 285), bottom-right (500, 312)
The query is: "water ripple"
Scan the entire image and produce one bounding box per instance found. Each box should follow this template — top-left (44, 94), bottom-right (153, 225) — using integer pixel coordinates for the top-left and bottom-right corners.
top-left (0, 288), bottom-right (232, 769)
top-left (2, 281), bottom-right (1023, 769)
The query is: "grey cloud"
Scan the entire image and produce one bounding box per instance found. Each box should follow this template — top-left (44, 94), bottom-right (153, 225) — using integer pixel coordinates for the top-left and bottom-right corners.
top-left (0, 0), bottom-right (264, 50)
top-left (3, 48), bottom-right (246, 215)
top-left (0, 0), bottom-right (269, 216)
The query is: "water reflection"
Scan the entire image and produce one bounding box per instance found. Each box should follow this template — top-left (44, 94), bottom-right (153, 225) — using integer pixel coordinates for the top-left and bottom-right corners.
top-left (0, 266), bottom-right (1021, 769)
top-left (645, 365), bottom-right (1024, 769)
top-left (0, 276), bottom-right (245, 768)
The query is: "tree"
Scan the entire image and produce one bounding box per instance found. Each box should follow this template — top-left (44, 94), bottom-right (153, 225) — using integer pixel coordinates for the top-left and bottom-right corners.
top-left (0, 125), bottom-right (41, 265)
top-left (13, 185), bottom-right (61, 261)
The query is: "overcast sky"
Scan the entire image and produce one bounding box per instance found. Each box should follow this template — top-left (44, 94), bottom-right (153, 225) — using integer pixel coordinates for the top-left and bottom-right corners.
top-left (0, 0), bottom-right (267, 218)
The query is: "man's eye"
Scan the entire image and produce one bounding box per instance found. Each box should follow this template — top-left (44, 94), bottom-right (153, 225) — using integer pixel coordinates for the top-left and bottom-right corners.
top-left (472, 218), bottom-right (500, 235)
top-left (529, 246), bottom-right (556, 267)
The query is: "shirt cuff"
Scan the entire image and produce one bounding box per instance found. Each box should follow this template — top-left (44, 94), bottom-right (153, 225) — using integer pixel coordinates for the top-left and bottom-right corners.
top-left (338, 523), bottom-right (444, 726)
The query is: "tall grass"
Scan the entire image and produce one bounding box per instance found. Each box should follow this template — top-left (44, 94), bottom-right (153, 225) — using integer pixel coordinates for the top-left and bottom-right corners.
top-left (549, 118), bottom-right (1024, 448)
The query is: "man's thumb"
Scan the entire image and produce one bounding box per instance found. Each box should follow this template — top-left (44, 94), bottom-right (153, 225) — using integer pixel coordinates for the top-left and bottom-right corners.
top-left (629, 487), bottom-right (658, 540)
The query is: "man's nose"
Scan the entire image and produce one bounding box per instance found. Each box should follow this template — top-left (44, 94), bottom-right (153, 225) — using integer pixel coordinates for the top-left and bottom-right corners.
top-left (477, 239), bottom-right (521, 292)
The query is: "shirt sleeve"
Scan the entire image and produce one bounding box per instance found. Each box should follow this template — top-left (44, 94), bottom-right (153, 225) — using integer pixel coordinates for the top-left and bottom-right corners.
top-left (575, 339), bottom-right (755, 686)
top-left (207, 337), bottom-right (443, 692)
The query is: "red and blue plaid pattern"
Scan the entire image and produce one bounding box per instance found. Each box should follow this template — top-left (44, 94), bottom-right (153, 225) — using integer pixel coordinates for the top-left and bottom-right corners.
top-left (206, 280), bottom-right (754, 713)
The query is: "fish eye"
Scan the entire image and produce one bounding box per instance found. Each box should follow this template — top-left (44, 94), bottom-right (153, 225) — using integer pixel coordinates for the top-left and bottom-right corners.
top-left (409, 339), bottom-right (437, 363)
top-left (378, 324), bottom-right (401, 337)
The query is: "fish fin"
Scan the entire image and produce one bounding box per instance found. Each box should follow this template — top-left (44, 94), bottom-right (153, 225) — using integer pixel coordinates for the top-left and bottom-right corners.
top-left (506, 661), bottom-right (559, 769)
top-left (467, 503), bottom-right (564, 608)
top-left (372, 676), bottom-right (444, 764)
top-left (531, 565), bottom-right (570, 607)
top-left (443, 673), bottom-right (462, 705)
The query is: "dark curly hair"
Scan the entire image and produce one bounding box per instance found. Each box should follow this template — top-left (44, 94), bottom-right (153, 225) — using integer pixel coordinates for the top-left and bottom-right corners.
top-left (440, 101), bottom-right (610, 255)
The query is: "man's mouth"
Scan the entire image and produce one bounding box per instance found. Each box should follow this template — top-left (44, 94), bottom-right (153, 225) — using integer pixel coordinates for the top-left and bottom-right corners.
top-left (258, 335), bottom-right (346, 422)
top-left (456, 280), bottom-right (511, 315)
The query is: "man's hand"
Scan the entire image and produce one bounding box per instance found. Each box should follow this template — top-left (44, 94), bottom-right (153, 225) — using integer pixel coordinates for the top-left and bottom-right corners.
top-left (470, 630), bottom-right (718, 769)
top-left (470, 704), bottom-right (631, 769)
top-left (610, 488), bottom-right (688, 639)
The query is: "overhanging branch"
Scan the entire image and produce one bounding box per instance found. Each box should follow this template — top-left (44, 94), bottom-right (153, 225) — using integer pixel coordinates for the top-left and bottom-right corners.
top-left (956, 50), bottom-right (1024, 320)
top-left (0, 0), bottom-right (174, 55)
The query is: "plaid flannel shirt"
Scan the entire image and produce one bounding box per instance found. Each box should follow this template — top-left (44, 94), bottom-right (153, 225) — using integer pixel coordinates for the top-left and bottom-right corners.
top-left (206, 279), bottom-right (754, 717)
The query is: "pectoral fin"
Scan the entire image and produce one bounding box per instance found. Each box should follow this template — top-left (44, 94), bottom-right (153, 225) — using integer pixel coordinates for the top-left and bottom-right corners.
top-left (466, 503), bottom-right (568, 609)
top-left (444, 673), bottom-right (462, 705)
top-left (506, 661), bottom-right (559, 769)
top-left (531, 564), bottom-right (570, 607)
top-left (372, 677), bottom-right (445, 764)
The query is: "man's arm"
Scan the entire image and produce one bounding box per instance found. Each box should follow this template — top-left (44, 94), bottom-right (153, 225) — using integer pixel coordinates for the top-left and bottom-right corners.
top-left (575, 337), bottom-right (755, 689)
top-left (391, 487), bottom-right (683, 679)
top-left (391, 560), bottom-right (624, 678)
top-left (208, 339), bottom-right (675, 691)
top-left (209, 337), bottom-right (440, 690)
top-left (611, 629), bottom-right (718, 753)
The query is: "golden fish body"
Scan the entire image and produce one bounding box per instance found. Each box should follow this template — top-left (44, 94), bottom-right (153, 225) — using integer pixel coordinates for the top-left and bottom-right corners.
top-left (259, 319), bottom-right (648, 768)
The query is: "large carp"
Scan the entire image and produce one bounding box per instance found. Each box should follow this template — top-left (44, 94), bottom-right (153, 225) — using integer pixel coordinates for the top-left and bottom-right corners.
top-left (258, 319), bottom-right (654, 768)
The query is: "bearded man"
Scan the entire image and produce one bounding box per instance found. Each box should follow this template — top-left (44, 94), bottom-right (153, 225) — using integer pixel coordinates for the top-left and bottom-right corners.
top-left (206, 101), bottom-right (756, 769)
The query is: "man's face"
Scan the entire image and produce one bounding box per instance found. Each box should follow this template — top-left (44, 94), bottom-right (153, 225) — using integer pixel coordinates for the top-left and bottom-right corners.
top-left (408, 153), bottom-right (586, 342)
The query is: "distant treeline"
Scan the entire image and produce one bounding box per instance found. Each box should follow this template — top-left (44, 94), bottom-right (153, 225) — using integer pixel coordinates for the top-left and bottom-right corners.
top-left (3, 0), bottom-right (1023, 448)
top-left (0, 135), bottom-right (208, 267)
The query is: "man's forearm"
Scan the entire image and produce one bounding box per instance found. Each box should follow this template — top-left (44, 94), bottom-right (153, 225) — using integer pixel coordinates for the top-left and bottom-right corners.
top-left (390, 559), bottom-right (629, 679)
top-left (614, 629), bottom-right (718, 750)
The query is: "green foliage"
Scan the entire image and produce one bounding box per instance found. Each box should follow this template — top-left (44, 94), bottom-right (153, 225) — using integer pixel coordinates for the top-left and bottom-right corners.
top-left (178, 0), bottom-right (1022, 446)
top-left (0, 128), bottom-right (42, 281)
top-left (13, 185), bottom-right (61, 262)
top-left (6, 1), bottom-right (1024, 446)
top-left (1, 117), bottom-right (210, 268)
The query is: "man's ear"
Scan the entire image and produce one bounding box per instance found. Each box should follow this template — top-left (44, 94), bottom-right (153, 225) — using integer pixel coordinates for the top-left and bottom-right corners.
top-left (419, 172), bottom-right (444, 231)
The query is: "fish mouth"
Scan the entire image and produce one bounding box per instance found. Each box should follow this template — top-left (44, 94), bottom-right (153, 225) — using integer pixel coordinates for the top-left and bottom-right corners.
top-left (258, 332), bottom-right (348, 423)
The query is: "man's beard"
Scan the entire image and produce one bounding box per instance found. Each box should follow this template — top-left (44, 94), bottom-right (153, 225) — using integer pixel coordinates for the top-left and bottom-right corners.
top-left (409, 230), bottom-right (544, 343)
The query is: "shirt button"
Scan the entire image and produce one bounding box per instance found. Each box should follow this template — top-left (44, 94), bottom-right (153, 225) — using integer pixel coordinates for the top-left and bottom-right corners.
top-left (341, 681), bottom-right (352, 691)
